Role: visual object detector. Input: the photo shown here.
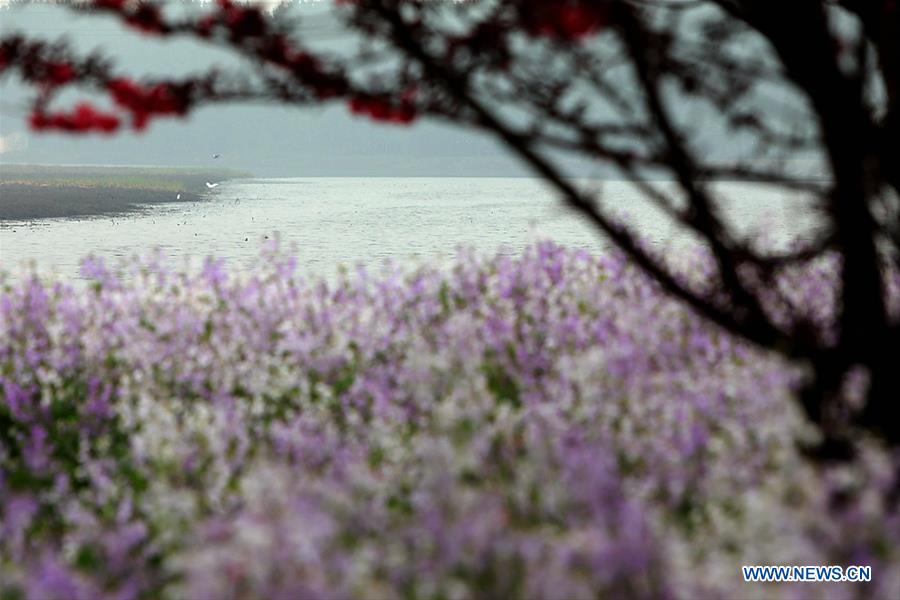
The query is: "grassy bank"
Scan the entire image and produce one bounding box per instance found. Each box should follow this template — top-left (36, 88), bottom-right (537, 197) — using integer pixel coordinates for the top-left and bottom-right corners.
top-left (0, 164), bottom-right (252, 220)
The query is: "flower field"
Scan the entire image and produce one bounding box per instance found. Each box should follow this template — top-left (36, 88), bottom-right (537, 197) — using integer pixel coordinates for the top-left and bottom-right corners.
top-left (1, 241), bottom-right (899, 599)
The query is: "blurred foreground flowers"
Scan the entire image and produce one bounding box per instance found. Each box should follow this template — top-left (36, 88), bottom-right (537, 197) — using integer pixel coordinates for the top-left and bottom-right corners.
top-left (1, 241), bottom-right (899, 599)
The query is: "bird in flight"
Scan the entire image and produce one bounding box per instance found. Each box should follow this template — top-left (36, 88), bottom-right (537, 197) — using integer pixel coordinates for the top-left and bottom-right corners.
top-left (213, 154), bottom-right (221, 159)
top-left (206, 182), bottom-right (220, 189)
top-left (176, 193), bottom-right (181, 200)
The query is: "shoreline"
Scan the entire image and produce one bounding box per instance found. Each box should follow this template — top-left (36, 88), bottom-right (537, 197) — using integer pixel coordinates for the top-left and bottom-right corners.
top-left (0, 183), bottom-right (207, 221)
top-left (0, 165), bottom-right (250, 221)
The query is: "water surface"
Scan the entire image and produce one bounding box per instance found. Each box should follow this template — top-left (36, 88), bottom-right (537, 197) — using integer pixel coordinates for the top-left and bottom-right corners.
top-left (0, 177), bottom-right (820, 280)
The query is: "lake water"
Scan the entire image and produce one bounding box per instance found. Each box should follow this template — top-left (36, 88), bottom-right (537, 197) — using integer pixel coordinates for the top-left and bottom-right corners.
top-left (0, 177), bottom-right (820, 280)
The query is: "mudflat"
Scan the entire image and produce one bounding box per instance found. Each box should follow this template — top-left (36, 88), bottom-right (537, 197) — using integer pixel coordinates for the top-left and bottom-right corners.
top-left (0, 165), bottom-right (250, 220)
top-left (0, 183), bottom-right (208, 220)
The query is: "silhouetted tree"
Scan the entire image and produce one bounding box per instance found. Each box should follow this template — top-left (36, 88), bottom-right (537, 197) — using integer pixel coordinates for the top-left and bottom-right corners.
top-left (2, 0), bottom-right (898, 457)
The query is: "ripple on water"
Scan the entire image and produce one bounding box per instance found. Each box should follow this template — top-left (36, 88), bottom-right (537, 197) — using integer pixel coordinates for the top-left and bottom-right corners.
top-left (0, 178), bottom-right (822, 282)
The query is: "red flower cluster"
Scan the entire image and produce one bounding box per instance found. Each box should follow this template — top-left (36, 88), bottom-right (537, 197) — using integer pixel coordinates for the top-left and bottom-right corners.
top-left (40, 62), bottom-right (75, 86)
top-left (522, 1), bottom-right (608, 40)
top-left (29, 103), bottom-right (120, 134)
top-left (108, 78), bottom-right (189, 130)
top-left (92, 0), bottom-right (125, 8)
top-left (92, 0), bottom-right (167, 35)
top-left (196, 0), bottom-right (266, 42)
top-left (349, 96), bottom-right (416, 125)
top-left (195, 15), bottom-right (217, 38)
top-left (127, 4), bottom-right (167, 35)
top-left (223, 3), bottom-right (267, 42)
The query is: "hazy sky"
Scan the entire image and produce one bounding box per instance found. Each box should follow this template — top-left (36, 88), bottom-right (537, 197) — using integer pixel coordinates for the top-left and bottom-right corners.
top-left (0, 1), bottom-right (815, 179)
top-left (0, 1), bottom-right (533, 177)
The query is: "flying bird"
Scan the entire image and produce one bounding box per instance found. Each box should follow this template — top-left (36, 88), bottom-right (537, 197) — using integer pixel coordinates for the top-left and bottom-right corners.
top-left (206, 182), bottom-right (219, 189)
top-left (212, 154), bottom-right (221, 159)
top-left (176, 193), bottom-right (181, 200)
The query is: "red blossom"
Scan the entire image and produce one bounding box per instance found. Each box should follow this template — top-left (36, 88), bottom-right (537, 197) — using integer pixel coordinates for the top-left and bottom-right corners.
top-left (523, 1), bottom-right (608, 40)
top-left (195, 2), bottom-right (267, 42)
top-left (29, 103), bottom-right (120, 134)
top-left (124, 4), bottom-right (168, 35)
top-left (108, 78), bottom-right (189, 130)
top-left (224, 5), bottom-right (267, 41)
top-left (42, 62), bottom-right (76, 86)
top-left (91, 1), bottom-right (168, 35)
top-left (92, 0), bottom-right (126, 9)
top-left (196, 15), bottom-right (217, 38)
top-left (349, 96), bottom-right (416, 125)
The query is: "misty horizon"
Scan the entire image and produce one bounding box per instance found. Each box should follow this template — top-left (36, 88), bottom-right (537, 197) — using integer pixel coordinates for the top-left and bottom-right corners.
top-left (0, 1), bottom-right (539, 177)
top-left (0, 0), bottom-right (817, 178)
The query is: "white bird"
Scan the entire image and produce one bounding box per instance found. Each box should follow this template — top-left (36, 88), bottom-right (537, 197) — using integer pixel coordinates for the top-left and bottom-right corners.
top-left (205, 182), bottom-right (219, 189)
top-left (176, 193), bottom-right (181, 200)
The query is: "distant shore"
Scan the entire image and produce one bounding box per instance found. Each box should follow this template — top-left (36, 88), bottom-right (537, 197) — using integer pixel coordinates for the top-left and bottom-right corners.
top-left (0, 184), bottom-right (208, 220)
top-left (0, 165), bottom-right (251, 221)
